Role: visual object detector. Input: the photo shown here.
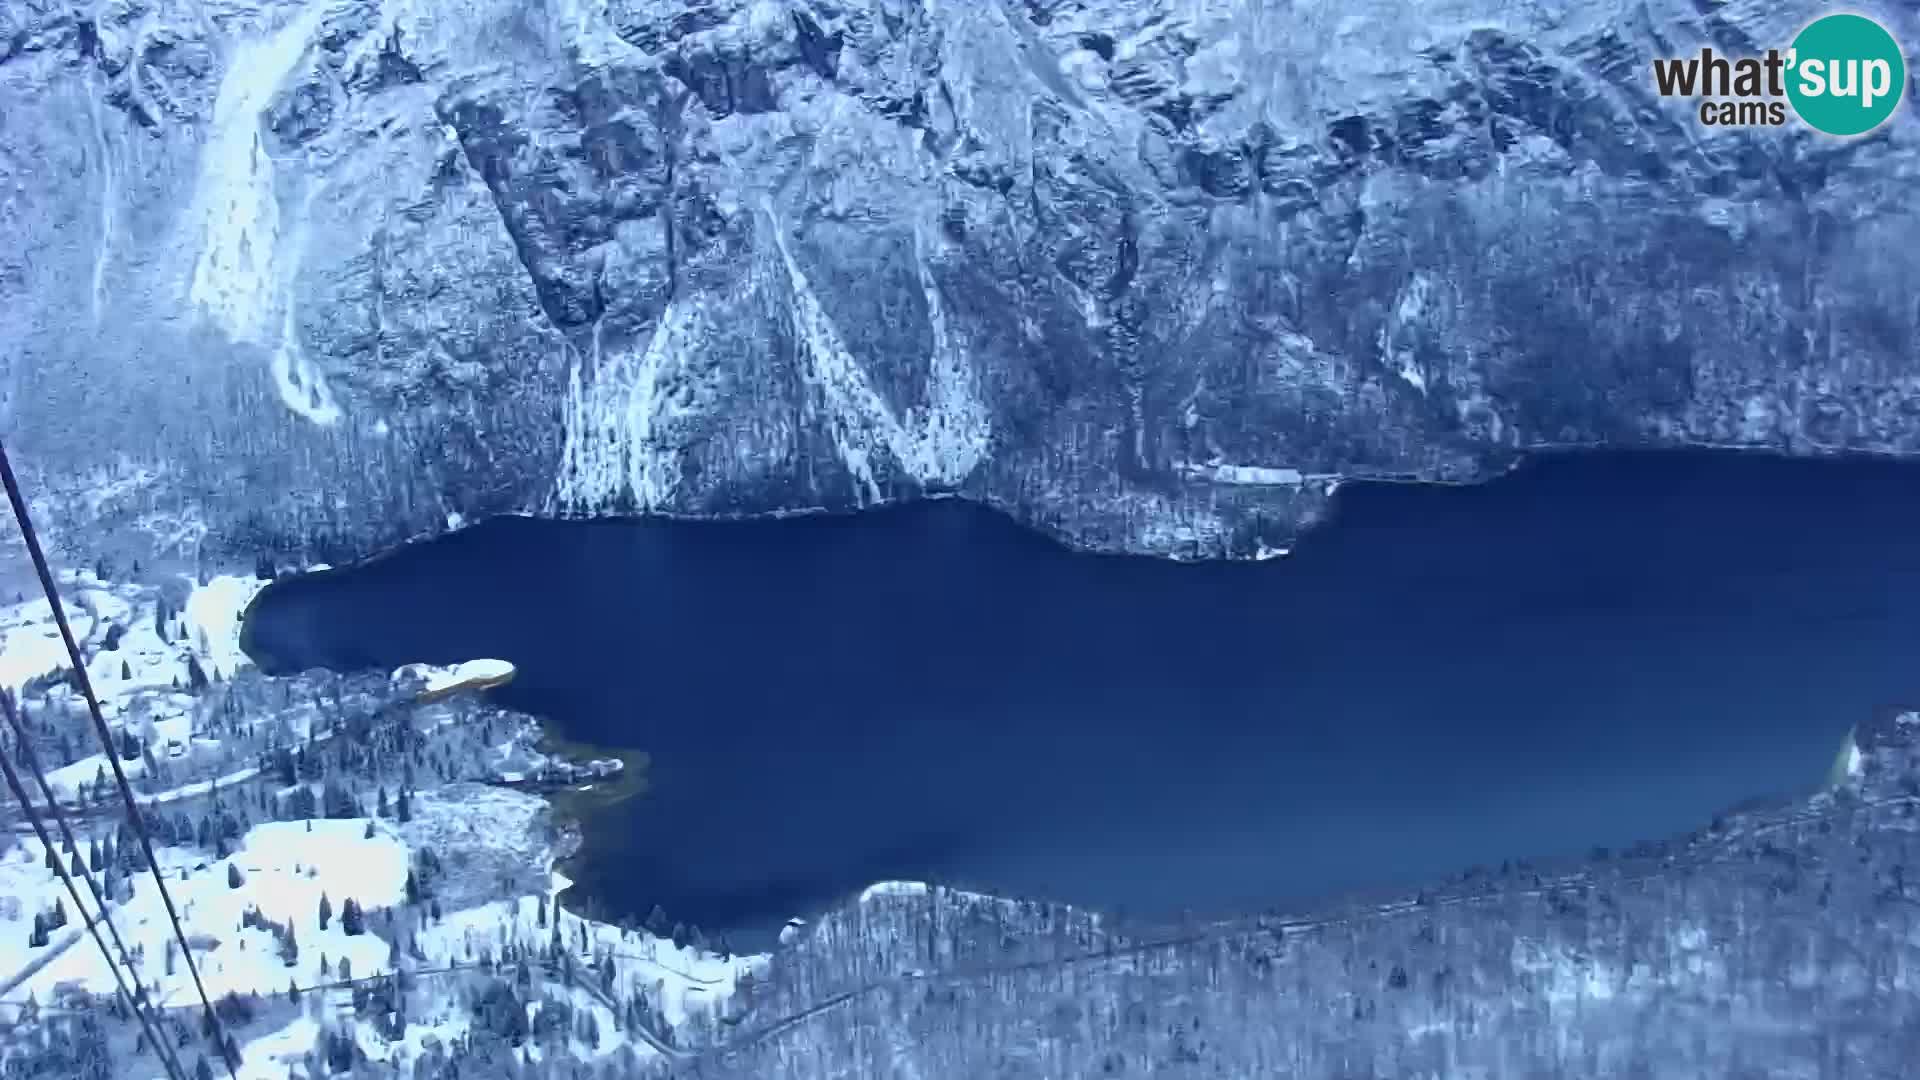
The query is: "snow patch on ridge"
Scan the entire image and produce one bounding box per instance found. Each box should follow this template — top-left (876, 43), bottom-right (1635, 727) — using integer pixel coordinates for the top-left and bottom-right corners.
top-left (767, 203), bottom-right (991, 503)
top-left (557, 304), bottom-right (704, 511)
top-left (85, 78), bottom-right (116, 324)
top-left (186, 5), bottom-right (344, 428)
top-left (268, 187), bottom-right (342, 426)
top-left (539, 0), bottom-right (643, 67)
top-left (902, 225), bottom-right (991, 485)
top-left (186, 5), bottom-right (332, 344)
top-left (770, 206), bottom-right (904, 504)
top-left (1380, 271), bottom-right (1434, 394)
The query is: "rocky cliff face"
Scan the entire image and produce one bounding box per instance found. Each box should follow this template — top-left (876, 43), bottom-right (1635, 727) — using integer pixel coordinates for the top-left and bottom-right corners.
top-left (4, 0), bottom-right (1919, 564)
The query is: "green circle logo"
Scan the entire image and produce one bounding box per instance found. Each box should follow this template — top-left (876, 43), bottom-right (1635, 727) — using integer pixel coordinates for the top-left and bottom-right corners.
top-left (1786, 13), bottom-right (1908, 136)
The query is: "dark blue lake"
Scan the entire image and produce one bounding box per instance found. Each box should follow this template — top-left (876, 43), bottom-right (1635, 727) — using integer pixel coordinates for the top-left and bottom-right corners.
top-left (243, 451), bottom-right (1920, 947)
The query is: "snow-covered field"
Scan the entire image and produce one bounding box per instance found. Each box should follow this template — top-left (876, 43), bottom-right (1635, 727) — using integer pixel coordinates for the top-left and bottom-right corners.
top-left (0, 819), bottom-right (406, 1005)
top-left (0, 570), bottom-right (264, 700)
top-left (0, 567), bottom-right (761, 1076)
top-left (230, 1014), bottom-right (325, 1080)
top-left (0, 571), bottom-right (266, 803)
top-left (181, 575), bottom-right (266, 681)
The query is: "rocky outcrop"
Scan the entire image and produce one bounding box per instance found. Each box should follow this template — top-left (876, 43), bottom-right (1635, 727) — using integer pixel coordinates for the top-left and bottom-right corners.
top-left (4, 0), bottom-right (1918, 564)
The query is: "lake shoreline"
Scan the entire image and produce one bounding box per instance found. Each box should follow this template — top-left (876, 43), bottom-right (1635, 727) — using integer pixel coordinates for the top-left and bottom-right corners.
top-left (509, 721), bottom-right (654, 927)
top-left (239, 450), bottom-right (1920, 947)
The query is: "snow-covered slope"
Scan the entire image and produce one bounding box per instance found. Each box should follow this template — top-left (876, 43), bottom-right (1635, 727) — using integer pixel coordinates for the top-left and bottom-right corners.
top-left (0, 570), bottom-right (760, 1078)
top-left (0, 820), bottom-right (404, 1005)
top-left (0, 571), bottom-right (264, 802)
top-left (4, 0), bottom-right (1918, 565)
top-left (0, 570), bottom-right (262, 698)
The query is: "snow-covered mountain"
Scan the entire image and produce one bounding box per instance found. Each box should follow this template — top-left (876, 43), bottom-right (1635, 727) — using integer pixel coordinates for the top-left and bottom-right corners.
top-left (4, 0), bottom-right (1919, 567)
top-left (5, 0), bottom-right (1920, 1073)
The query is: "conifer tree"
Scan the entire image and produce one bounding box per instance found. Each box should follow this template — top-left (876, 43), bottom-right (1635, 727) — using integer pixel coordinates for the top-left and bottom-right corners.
top-left (322, 778), bottom-right (356, 819)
